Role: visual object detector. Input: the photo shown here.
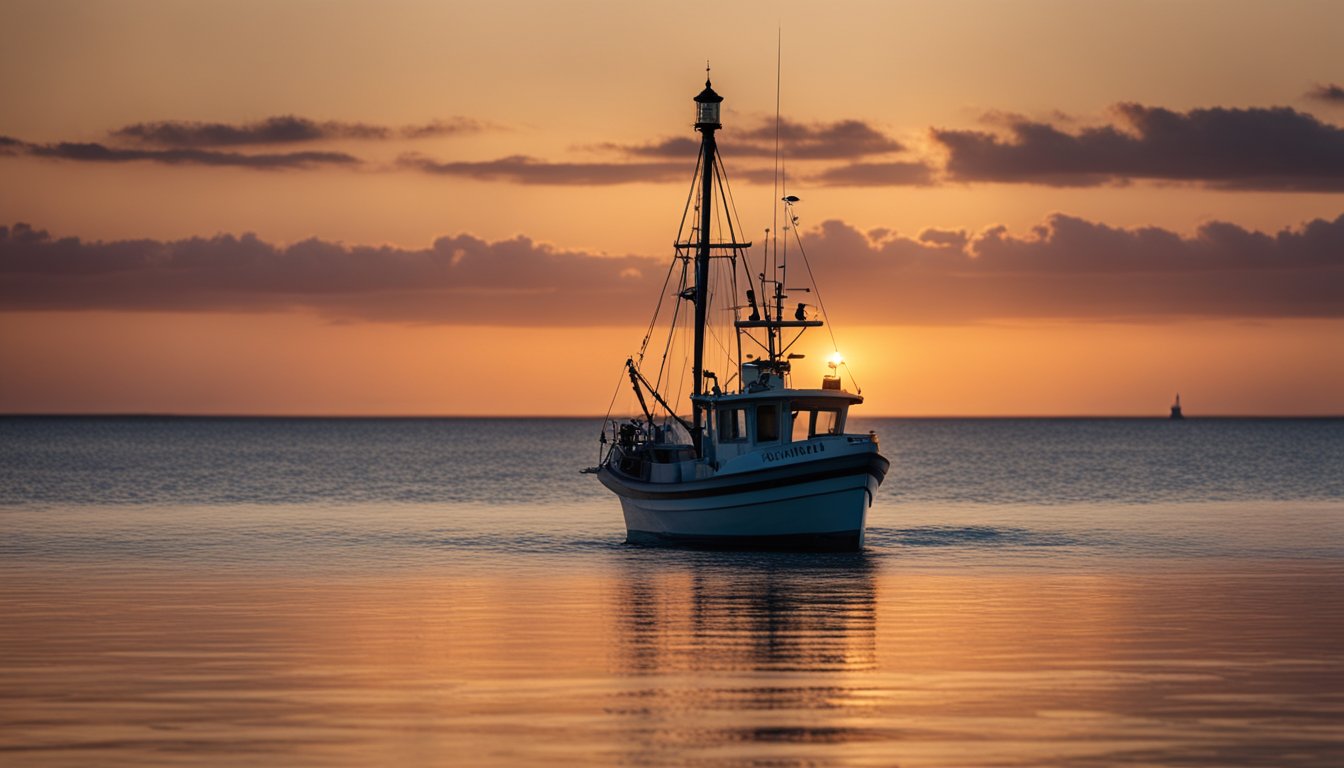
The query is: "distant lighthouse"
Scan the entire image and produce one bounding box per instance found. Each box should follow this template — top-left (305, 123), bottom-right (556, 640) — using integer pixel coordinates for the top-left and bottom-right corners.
top-left (1170, 394), bottom-right (1184, 420)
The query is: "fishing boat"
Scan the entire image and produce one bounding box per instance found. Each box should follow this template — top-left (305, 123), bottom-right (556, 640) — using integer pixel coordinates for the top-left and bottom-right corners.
top-left (591, 72), bottom-right (888, 551)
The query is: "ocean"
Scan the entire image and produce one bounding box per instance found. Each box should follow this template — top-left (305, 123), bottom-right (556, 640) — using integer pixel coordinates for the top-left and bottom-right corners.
top-left (2, 416), bottom-right (1341, 766)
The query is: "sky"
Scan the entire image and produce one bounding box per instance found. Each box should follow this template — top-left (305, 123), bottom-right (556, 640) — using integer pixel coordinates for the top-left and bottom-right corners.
top-left (2, 0), bottom-right (1342, 416)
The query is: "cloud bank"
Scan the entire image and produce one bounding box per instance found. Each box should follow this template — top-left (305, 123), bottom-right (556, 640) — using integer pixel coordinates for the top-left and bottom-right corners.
top-left (810, 161), bottom-right (935, 187)
top-left (111, 116), bottom-right (483, 147)
top-left (934, 104), bottom-right (1344, 190)
top-left (5, 102), bottom-right (1343, 187)
top-left (19, 141), bottom-right (360, 169)
top-left (397, 154), bottom-right (686, 185)
top-left (4, 214), bottom-right (1340, 325)
top-left (0, 115), bottom-right (481, 171)
top-left (615, 117), bottom-right (905, 160)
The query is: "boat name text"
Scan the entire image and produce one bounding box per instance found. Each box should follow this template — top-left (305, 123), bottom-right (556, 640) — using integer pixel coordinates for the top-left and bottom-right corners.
top-left (763, 442), bottom-right (826, 463)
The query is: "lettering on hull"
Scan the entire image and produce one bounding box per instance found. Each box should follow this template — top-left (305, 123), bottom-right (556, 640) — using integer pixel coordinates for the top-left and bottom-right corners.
top-left (763, 441), bottom-right (826, 463)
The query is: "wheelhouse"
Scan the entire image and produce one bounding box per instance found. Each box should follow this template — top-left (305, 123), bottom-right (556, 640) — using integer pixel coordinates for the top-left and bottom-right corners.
top-left (705, 387), bottom-right (861, 464)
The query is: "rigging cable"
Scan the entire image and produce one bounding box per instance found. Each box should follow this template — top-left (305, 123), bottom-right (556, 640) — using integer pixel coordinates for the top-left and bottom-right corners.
top-left (710, 153), bottom-right (750, 377)
top-left (653, 253), bottom-right (688, 398)
top-left (639, 149), bottom-right (704, 363)
top-left (712, 136), bottom-right (758, 385)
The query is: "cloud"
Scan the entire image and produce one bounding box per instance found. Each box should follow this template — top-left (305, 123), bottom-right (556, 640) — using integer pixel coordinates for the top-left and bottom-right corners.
top-left (11, 104), bottom-right (1344, 190)
top-left (809, 161), bottom-right (935, 187)
top-left (742, 118), bottom-right (906, 157)
top-left (2, 115), bottom-right (484, 170)
top-left (398, 118), bottom-right (487, 139)
top-left (0, 223), bottom-right (667, 325)
top-left (725, 166), bottom-right (783, 186)
top-left (401, 117), bottom-right (920, 187)
top-left (613, 136), bottom-right (702, 158)
top-left (796, 214), bottom-right (1344, 323)
top-left (1308, 83), bottom-right (1344, 104)
top-left (917, 228), bottom-right (969, 249)
top-left (111, 116), bottom-right (484, 146)
top-left (4, 214), bottom-right (1341, 325)
top-left (16, 140), bottom-right (360, 169)
top-left (398, 153), bottom-right (686, 185)
top-left (932, 104), bottom-right (1344, 190)
top-left (612, 117), bottom-right (904, 160)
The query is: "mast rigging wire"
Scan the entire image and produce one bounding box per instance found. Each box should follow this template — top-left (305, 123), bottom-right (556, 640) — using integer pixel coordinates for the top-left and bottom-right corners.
top-left (638, 149), bottom-right (704, 363)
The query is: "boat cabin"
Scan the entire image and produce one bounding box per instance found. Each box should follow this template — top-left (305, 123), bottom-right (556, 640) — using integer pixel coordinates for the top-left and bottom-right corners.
top-left (610, 357), bottom-right (864, 483)
top-left (703, 361), bottom-right (862, 466)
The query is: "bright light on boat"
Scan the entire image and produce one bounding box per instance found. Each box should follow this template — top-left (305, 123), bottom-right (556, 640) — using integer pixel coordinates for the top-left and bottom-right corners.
top-left (828, 352), bottom-right (844, 367)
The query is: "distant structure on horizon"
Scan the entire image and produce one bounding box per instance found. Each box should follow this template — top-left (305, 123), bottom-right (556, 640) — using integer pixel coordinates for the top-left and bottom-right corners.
top-left (1170, 393), bottom-right (1184, 420)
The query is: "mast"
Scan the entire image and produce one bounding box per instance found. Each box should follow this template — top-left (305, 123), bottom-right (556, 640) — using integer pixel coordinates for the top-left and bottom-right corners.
top-left (691, 73), bottom-right (723, 456)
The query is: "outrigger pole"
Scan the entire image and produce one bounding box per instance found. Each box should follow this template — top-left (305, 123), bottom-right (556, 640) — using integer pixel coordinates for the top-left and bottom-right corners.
top-left (626, 358), bottom-right (693, 434)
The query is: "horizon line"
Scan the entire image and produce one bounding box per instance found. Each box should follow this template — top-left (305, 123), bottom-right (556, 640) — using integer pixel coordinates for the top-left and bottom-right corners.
top-left (3, 412), bottom-right (1341, 420)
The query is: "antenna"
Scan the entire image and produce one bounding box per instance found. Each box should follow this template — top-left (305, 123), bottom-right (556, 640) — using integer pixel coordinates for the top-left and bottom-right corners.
top-left (775, 32), bottom-right (789, 338)
top-left (770, 28), bottom-right (782, 357)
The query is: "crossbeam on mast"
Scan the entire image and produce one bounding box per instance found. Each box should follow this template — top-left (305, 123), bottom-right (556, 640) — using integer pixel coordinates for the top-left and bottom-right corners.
top-left (673, 241), bottom-right (753, 250)
top-left (734, 319), bottom-right (823, 329)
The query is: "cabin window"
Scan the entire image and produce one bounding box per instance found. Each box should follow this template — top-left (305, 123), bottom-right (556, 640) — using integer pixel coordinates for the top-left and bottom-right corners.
top-left (788, 407), bottom-right (842, 442)
top-left (813, 409), bottom-right (840, 436)
top-left (755, 404), bottom-right (779, 443)
top-left (717, 408), bottom-right (746, 442)
top-left (790, 408), bottom-right (810, 443)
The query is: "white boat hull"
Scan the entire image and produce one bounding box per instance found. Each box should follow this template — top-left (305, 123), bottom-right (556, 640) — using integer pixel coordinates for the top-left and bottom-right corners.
top-left (599, 448), bottom-right (887, 551)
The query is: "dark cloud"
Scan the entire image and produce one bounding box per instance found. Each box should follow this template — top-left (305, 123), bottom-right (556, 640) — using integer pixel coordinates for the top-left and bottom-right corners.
top-left (795, 213), bottom-right (1344, 324)
top-left (917, 228), bottom-right (969, 249)
top-left (398, 118), bottom-right (486, 139)
top-left (614, 136), bottom-right (702, 158)
top-left (933, 104), bottom-right (1344, 190)
top-left (738, 118), bottom-right (906, 159)
top-left (400, 119), bottom-right (919, 187)
top-left (726, 166), bottom-right (784, 186)
top-left (1308, 84), bottom-right (1344, 104)
top-left (113, 116), bottom-right (378, 146)
top-left (398, 151), bottom-right (918, 188)
top-left (0, 223), bottom-right (665, 325)
top-left (612, 118), bottom-right (904, 160)
top-left (398, 153), bottom-right (686, 185)
top-left (18, 140), bottom-right (359, 169)
top-left (4, 214), bottom-right (1341, 325)
top-left (809, 161), bottom-right (935, 187)
top-left (111, 116), bottom-right (483, 147)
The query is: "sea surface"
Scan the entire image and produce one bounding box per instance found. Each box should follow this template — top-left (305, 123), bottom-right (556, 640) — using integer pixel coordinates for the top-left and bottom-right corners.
top-left (2, 416), bottom-right (1342, 766)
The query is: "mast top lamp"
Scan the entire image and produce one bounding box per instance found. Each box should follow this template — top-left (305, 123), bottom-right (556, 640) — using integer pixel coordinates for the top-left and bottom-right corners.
top-left (694, 78), bottom-right (723, 129)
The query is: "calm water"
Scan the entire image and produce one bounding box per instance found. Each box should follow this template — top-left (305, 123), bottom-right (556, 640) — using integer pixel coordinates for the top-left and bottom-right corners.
top-left (2, 417), bottom-right (1342, 766)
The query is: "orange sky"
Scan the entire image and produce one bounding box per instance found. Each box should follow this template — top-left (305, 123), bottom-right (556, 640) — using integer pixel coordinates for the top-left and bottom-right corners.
top-left (2, 0), bottom-right (1342, 415)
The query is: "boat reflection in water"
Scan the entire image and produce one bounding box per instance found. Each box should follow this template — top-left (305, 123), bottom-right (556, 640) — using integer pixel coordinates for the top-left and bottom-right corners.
top-left (617, 554), bottom-right (877, 673)
top-left (611, 553), bottom-right (879, 755)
